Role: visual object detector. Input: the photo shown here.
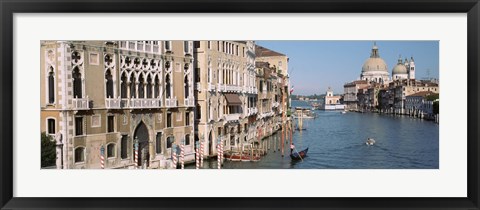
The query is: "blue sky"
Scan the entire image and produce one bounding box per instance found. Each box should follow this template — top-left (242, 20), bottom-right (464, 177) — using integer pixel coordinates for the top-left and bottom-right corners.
top-left (256, 41), bottom-right (439, 95)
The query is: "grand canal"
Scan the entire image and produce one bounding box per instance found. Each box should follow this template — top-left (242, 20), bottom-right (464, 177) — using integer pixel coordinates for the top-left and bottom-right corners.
top-left (189, 100), bottom-right (439, 169)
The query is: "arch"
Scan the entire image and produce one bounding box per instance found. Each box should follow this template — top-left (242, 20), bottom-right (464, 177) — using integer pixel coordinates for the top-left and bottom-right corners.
top-left (105, 69), bottom-right (114, 98)
top-left (154, 75), bottom-right (160, 98)
top-left (48, 66), bottom-right (55, 103)
top-left (208, 130), bottom-right (213, 156)
top-left (165, 73), bottom-right (172, 98)
top-left (138, 73), bottom-right (145, 98)
top-left (133, 121), bottom-right (150, 167)
top-left (72, 66), bottom-right (82, 98)
top-left (74, 146), bottom-right (85, 163)
top-left (120, 72), bottom-right (128, 98)
top-left (146, 75), bottom-right (153, 98)
top-left (129, 74), bottom-right (136, 98)
top-left (184, 75), bottom-right (190, 98)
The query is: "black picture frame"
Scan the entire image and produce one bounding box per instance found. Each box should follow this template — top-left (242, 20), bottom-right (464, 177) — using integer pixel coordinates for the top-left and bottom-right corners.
top-left (1, 0), bottom-right (479, 209)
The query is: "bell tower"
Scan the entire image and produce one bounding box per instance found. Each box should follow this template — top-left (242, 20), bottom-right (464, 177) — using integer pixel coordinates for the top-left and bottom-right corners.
top-left (408, 56), bottom-right (415, 80)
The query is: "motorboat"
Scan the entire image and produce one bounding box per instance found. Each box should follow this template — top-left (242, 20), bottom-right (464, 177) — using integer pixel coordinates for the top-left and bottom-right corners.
top-left (366, 138), bottom-right (376, 146)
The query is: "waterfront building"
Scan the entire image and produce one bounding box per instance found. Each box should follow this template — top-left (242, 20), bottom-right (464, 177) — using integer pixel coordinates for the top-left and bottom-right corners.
top-left (360, 42), bottom-right (390, 83)
top-left (405, 91), bottom-right (438, 118)
top-left (343, 80), bottom-right (369, 111)
top-left (255, 45), bottom-right (290, 140)
top-left (324, 87), bottom-right (345, 110)
top-left (193, 41), bottom-right (257, 155)
top-left (41, 41), bottom-right (195, 169)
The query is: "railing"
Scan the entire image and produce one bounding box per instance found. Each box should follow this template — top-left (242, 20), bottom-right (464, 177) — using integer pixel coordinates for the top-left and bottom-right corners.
top-left (224, 113), bottom-right (241, 122)
top-left (208, 83), bottom-right (215, 91)
top-left (195, 82), bottom-right (201, 91)
top-left (118, 98), bottom-right (162, 109)
top-left (145, 43), bottom-right (151, 52)
top-left (225, 85), bottom-right (242, 92)
top-left (105, 98), bottom-right (122, 109)
top-left (184, 96), bottom-right (195, 107)
top-left (72, 97), bottom-right (90, 110)
top-left (118, 41), bottom-right (160, 54)
top-left (217, 84), bottom-right (226, 92)
top-left (165, 97), bottom-right (178, 108)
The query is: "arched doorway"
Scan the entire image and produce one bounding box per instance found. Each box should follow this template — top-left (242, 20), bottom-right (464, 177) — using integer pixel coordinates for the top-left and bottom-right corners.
top-left (134, 121), bottom-right (150, 167)
top-left (208, 131), bottom-right (213, 156)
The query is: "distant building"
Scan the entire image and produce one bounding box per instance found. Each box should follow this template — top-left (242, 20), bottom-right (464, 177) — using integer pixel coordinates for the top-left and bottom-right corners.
top-left (405, 91), bottom-right (437, 118)
top-left (324, 87), bottom-right (345, 110)
top-left (343, 80), bottom-right (369, 111)
top-left (360, 42), bottom-right (390, 83)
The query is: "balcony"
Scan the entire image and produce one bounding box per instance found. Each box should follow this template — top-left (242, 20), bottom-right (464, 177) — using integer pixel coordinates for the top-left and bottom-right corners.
top-left (224, 113), bottom-right (241, 122)
top-left (105, 98), bottom-right (122, 109)
top-left (208, 83), bottom-right (215, 91)
top-left (195, 82), bottom-right (201, 91)
top-left (72, 97), bottom-right (90, 110)
top-left (184, 96), bottom-right (195, 107)
top-left (165, 97), bottom-right (178, 108)
top-left (272, 102), bottom-right (280, 108)
top-left (119, 98), bottom-right (162, 109)
top-left (225, 85), bottom-right (242, 93)
top-left (217, 84), bottom-right (226, 92)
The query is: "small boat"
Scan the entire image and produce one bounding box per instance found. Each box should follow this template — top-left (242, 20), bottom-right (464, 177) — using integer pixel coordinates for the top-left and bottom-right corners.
top-left (224, 152), bottom-right (261, 162)
top-left (366, 138), bottom-right (376, 146)
top-left (290, 147), bottom-right (308, 160)
top-left (342, 111), bottom-right (347, 114)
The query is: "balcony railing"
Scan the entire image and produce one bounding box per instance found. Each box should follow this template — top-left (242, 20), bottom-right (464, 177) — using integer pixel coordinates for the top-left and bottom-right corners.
top-left (224, 113), bottom-right (241, 122)
top-left (119, 98), bottom-right (162, 109)
top-left (72, 97), bottom-right (90, 110)
top-left (208, 83), bottom-right (215, 91)
top-left (165, 97), bottom-right (178, 108)
top-left (118, 41), bottom-right (160, 54)
top-left (225, 85), bottom-right (242, 93)
top-left (105, 98), bottom-right (122, 109)
top-left (195, 82), bottom-right (201, 91)
top-left (272, 102), bottom-right (280, 108)
top-left (184, 96), bottom-right (195, 107)
top-left (217, 84), bottom-right (226, 92)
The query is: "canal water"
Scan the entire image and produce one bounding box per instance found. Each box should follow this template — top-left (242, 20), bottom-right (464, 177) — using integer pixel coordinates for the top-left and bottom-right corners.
top-left (190, 100), bottom-right (439, 169)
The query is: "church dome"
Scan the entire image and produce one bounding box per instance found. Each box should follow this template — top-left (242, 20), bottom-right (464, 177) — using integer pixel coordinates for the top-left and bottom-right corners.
top-left (361, 42), bottom-right (388, 73)
top-left (392, 63), bottom-right (407, 74)
top-left (392, 57), bottom-right (408, 74)
top-left (362, 57), bottom-right (388, 72)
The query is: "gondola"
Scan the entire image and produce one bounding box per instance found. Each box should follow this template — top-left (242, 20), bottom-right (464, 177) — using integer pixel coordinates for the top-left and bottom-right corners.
top-left (290, 147), bottom-right (308, 160)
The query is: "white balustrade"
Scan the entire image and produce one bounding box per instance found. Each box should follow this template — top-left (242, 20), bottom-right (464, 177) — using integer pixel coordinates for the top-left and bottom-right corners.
top-left (72, 97), bottom-right (90, 110)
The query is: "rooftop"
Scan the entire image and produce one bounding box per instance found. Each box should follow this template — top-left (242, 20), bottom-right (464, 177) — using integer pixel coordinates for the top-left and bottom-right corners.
top-left (255, 45), bottom-right (286, 57)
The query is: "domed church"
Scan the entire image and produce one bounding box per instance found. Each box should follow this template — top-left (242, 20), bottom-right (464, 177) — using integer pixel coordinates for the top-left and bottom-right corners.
top-left (360, 42), bottom-right (390, 84)
top-left (392, 56), bottom-right (416, 81)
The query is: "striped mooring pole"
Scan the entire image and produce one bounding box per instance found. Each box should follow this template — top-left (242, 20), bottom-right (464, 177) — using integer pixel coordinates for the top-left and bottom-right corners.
top-left (134, 137), bottom-right (139, 169)
top-left (195, 141), bottom-right (200, 169)
top-left (100, 145), bottom-right (105, 169)
top-left (171, 144), bottom-right (177, 169)
top-left (217, 138), bottom-right (221, 169)
top-left (200, 140), bottom-right (204, 167)
top-left (180, 139), bottom-right (185, 169)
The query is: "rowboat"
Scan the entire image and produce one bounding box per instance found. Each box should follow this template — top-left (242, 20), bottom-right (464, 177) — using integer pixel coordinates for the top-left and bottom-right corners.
top-left (290, 147), bottom-right (308, 160)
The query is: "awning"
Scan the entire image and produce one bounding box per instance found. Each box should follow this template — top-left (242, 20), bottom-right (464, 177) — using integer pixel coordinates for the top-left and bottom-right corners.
top-left (224, 93), bottom-right (242, 106)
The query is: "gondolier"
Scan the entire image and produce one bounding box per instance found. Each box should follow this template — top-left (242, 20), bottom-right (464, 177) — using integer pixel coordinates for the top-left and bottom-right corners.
top-left (290, 143), bottom-right (295, 154)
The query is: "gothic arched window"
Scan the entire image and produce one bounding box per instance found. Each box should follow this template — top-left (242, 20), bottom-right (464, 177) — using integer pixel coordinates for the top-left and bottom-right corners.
top-left (184, 76), bottom-right (189, 98)
top-left (146, 75), bottom-right (152, 98)
top-left (138, 74), bottom-right (145, 98)
top-left (154, 75), bottom-right (160, 98)
top-left (48, 67), bottom-right (55, 103)
top-left (121, 73), bottom-right (127, 98)
top-left (105, 69), bottom-right (114, 98)
top-left (130, 74), bottom-right (136, 98)
top-left (72, 67), bottom-right (82, 98)
top-left (166, 74), bottom-right (171, 98)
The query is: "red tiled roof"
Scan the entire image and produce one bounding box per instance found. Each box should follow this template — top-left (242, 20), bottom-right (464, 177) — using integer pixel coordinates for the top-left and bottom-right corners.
top-left (255, 45), bottom-right (285, 57)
